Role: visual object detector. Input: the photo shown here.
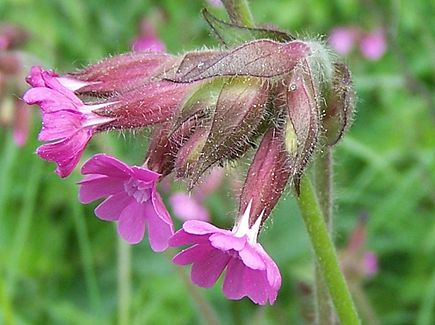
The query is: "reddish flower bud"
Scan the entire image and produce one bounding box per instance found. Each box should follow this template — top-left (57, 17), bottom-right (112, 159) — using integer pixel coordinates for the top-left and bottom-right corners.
top-left (322, 63), bottom-right (355, 145)
top-left (93, 80), bottom-right (194, 130)
top-left (171, 78), bottom-right (225, 132)
top-left (185, 77), bottom-right (269, 184)
top-left (66, 52), bottom-right (178, 94)
top-left (239, 126), bottom-right (291, 226)
top-left (284, 62), bottom-right (321, 190)
top-left (145, 117), bottom-right (197, 176)
top-left (174, 125), bottom-right (210, 178)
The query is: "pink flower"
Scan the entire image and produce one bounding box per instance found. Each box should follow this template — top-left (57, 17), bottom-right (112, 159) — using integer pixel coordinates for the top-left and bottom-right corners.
top-left (168, 168), bottom-right (224, 222)
top-left (360, 29), bottom-right (386, 60)
top-left (169, 201), bottom-right (281, 305)
top-left (13, 99), bottom-right (31, 147)
top-left (363, 251), bottom-right (378, 276)
top-left (169, 192), bottom-right (209, 222)
top-left (207, 0), bottom-right (223, 7)
top-left (328, 27), bottom-right (358, 55)
top-left (78, 154), bottom-right (174, 250)
top-left (23, 66), bottom-right (114, 177)
top-left (131, 20), bottom-right (165, 52)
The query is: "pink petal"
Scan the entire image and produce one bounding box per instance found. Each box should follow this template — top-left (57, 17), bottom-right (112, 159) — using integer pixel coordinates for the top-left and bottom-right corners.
top-left (256, 244), bottom-right (281, 292)
top-left (151, 190), bottom-right (173, 225)
top-left (209, 233), bottom-right (247, 252)
top-left (131, 166), bottom-right (160, 183)
top-left (191, 249), bottom-right (230, 288)
top-left (38, 110), bottom-right (83, 141)
top-left (94, 192), bottom-right (132, 221)
top-left (117, 201), bottom-right (146, 244)
top-left (222, 258), bottom-right (246, 300)
top-left (23, 87), bottom-right (79, 112)
top-left (172, 243), bottom-right (215, 265)
top-left (144, 201), bottom-right (174, 252)
top-left (242, 268), bottom-right (269, 305)
top-left (37, 129), bottom-right (92, 177)
top-left (81, 153), bottom-right (132, 178)
top-left (168, 229), bottom-right (210, 247)
top-left (183, 220), bottom-right (225, 235)
top-left (238, 245), bottom-right (266, 270)
top-left (78, 175), bottom-right (124, 203)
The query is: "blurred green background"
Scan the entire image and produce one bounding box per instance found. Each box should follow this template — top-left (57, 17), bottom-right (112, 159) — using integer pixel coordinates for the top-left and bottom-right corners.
top-left (0, 0), bottom-right (434, 324)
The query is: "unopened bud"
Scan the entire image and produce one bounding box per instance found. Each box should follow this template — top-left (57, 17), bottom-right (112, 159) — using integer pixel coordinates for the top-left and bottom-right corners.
top-left (322, 63), bottom-right (355, 145)
top-left (239, 126), bottom-right (291, 227)
top-left (182, 77), bottom-right (269, 185)
top-left (285, 62), bottom-right (321, 191)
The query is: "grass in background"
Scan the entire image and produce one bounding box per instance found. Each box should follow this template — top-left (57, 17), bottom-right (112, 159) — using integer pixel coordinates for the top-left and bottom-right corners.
top-left (0, 0), bottom-right (434, 324)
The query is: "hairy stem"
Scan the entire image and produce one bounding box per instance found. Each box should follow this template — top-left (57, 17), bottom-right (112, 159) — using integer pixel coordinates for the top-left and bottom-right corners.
top-left (222, 0), bottom-right (255, 27)
top-left (297, 175), bottom-right (360, 325)
top-left (314, 148), bottom-right (335, 324)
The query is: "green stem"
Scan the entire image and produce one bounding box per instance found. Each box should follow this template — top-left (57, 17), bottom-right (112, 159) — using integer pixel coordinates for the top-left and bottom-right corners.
top-left (70, 191), bottom-right (102, 313)
top-left (7, 160), bottom-right (43, 293)
top-left (313, 148), bottom-right (335, 324)
top-left (222, 0), bottom-right (255, 27)
top-left (118, 238), bottom-right (131, 325)
top-left (297, 175), bottom-right (360, 325)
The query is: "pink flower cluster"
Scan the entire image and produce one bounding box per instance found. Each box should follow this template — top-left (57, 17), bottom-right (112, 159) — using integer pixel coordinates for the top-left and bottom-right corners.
top-left (329, 26), bottom-right (387, 60)
top-left (22, 19), bottom-right (356, 304)
top-left (0, 24), bottom-right (31, 146)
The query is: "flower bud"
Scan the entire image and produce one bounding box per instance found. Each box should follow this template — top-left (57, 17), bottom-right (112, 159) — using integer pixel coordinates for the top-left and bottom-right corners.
top-left (181, 77), bottom-right (269, 185)
top-left (322, 63), bottom-right (355, 145)
top-left (239, 126), bottom-right (291, 227)
top-left (174, 125), bottom-right (210, 178)
top-left (145, 117), bottom-right (197, 176)
top-left (66, 52), bottom-right (178, 94)
top-left (284, 62), bottom-right (321, 190)
top-left (94, 80), bottom-right (193, 130)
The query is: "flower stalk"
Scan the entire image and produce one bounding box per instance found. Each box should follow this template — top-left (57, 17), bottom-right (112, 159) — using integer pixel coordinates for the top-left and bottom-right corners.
top-left (297, 175), bottom-right (360, 325)
top-left (314, 148), bottom-right (335, 324)
top-left (221, 0), bottom-right (255, 28)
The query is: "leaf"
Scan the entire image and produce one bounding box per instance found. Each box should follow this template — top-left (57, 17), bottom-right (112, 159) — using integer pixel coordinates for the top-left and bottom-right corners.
top-left (202, 9), bottom-right (294, 47)
top-left (169, 39), bottom-right (310, 83)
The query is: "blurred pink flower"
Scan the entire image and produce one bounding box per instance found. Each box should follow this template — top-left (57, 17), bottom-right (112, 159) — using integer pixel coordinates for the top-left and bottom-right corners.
top-left (360, 29), bottom-right (387, 60)
top-left (207, 0), bottom-right (223, 7)
top-left (12, 99), bottom-right (30, 146)
top-left (363, 251), bottom-right (378, 276)
top-left (79, 154), bottom-right (174, 250)
top-left (169, 201), bottom-right (281, 305)
top-left (328, 26), bottom-right (358, 55)
top-left (169, 167), bottom-right (224, 222)
top-left (131, 20), bottom-right (165, 52)
top-left (341, 214), bottom-right (378, 279)
top-left (169, 192), bottom-right (209, 221)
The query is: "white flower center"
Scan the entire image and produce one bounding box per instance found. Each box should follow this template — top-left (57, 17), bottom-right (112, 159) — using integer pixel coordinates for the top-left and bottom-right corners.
top-left (232, 199), bottom-right (263, 244)
top-left (124, 177), bottom-right (152, 203)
